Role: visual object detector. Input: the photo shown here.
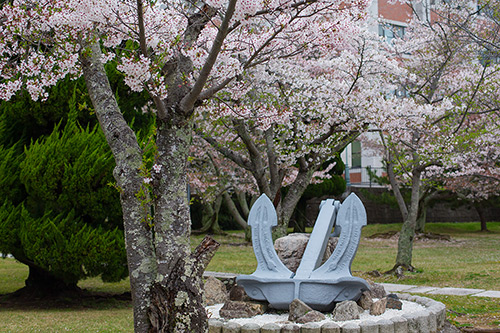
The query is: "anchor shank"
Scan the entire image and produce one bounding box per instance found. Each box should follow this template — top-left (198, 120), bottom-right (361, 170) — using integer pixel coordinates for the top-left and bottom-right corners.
top-left (294, 199), bottom-right (338, 279)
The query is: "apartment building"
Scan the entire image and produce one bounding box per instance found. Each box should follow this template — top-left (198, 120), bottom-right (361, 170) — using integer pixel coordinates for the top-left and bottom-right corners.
top-left (342, 0), bottom-right (417, 187)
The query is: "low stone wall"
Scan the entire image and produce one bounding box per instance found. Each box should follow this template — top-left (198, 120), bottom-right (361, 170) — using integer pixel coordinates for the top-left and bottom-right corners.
top-left (208, 293), bottom-right (446, 333)
top-left (304, 188), bottom-right (500, 225)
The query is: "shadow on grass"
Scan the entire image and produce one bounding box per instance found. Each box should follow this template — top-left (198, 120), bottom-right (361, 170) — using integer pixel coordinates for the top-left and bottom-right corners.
top-left (0, 288), bottom-right (131, 310)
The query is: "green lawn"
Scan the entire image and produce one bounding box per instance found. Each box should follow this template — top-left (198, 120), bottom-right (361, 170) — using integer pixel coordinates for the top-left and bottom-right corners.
top-left (1, 221), bottom-right (499, 331)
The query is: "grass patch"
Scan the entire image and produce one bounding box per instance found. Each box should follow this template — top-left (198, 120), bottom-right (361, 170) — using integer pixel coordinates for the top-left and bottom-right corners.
top-left (422, 294), bottom-right (500, 329)
top-left (0, 221), bottom-right (498, 330)
top-left (0, 257), bottom-right (28, 294)
top-left (0, 308), bottom-right (134, 332)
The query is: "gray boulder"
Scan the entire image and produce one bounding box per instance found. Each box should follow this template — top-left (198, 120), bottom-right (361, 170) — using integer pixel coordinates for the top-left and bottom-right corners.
top-left (332, 300), bottom-right (360, 321)
top-left (296, 310), bottom-right (326, 324)
top-left (370, 298), bottom-right (387, 316)
top-left (204, 276), bottom-right (228, 305)
top-left (288, 298), bottom-right (313, 321)
top-left (219, 301), bottom-right (267, 319)
top-left (274, 233), bottom-right (338, 272)
top-left (367, 280), bottom-right (386, 299)
top-left (357, 291), bottom-right (374, 310)
top-left (386, 294), bottom-right (403, 310)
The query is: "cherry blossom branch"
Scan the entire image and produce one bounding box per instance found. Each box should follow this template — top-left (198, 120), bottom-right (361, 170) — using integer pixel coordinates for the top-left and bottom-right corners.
top-left (180, 0), bottom-right (237, 113)
top-left (194, 126), bottom-right (253, 171)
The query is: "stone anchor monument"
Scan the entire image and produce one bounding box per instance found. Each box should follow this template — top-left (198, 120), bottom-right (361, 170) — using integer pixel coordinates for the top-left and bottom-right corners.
top-left (236, 193), bottom-right (370, 311)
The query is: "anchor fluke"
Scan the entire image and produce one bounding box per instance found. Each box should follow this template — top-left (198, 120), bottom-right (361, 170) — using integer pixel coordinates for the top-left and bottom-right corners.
top-left (246, 194), bottom-right (292, 279)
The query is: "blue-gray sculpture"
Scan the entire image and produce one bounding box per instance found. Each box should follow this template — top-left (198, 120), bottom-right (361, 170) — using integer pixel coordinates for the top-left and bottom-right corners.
top-left (236, 193), bottom-right (369, 311)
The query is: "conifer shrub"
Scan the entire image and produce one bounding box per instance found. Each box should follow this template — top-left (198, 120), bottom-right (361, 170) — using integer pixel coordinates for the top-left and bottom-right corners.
top-left (0, 106), bottom-right (127, 288)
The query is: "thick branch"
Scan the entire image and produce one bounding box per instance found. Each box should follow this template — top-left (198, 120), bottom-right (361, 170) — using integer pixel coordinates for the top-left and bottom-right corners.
top-left (195, 128), bottom-right (253, 170)
top-left (265, 127), bottom-right (281, 195)
top-left (180, 0), bottom-right (237, 112)
top-left (223, 191), bottom-right (249, 230)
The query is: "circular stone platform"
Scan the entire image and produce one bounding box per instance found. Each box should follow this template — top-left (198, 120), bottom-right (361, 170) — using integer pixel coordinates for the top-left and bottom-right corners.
top-left (207, 293), bottom-right (446, 333)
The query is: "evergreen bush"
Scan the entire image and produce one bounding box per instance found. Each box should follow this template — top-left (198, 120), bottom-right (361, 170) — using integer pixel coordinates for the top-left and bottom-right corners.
top-left (0, 94), bottom-right (128, 289)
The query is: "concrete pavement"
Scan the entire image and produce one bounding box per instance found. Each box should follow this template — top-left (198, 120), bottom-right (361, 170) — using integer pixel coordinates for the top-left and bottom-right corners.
top-left (380, 283), bottom-right (500, 298)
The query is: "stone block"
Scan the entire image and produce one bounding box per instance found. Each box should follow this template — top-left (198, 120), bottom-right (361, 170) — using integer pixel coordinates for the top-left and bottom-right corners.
top-left (427, 304), bottom-right (446, 328)
top-left (370, 298), bottom-right (387, 316)
top-left (368, 282), bottom-right (387, 299)
top-left (376, 319), bottom-right (394, 333)
top-left (301, 322), bottom-right (321, 333)
top-left (428, 311), bottom-right (438, 333)
top-left (208, 319), bottom-right (224, 333)
top-left (390, 316), bottom-right (408, 333)
top-left (223, 322), bottom-right (242, 333)
top-left (282, 323), bottom-right (300, 332)
top-left (220, 301), bottom-right (267, 319)
top-left (230, 285), bottom-right (251, 301)
top-left (321, 322), bottom-right (341, 333)
top-left (241, 323), bottom-right (261, 333)
top-left (402, 312), bottom-right (419, 333)
top-left (415, 310), bottom-right (430, 332)
top-left (359, 320), bottom-right (379, 333)
top-left (385, 297), bottom-right (402, 310)
top-left (341, 322), bottom-right (361, 333)
top-left (261, 323), bottom-right (280, 333)
top-left (358, 291), bottom-right (374, 310)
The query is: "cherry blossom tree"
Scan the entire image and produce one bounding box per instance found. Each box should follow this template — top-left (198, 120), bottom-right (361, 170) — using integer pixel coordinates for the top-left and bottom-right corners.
top-left (437, 116), bottom-right (500, 231)
top-left (194, 30), bottom-right (400, 238)
top-left (429, 0), bottom-right (500, 231)
top-left (0, 0), bottom-right (373, 331)
top-left (188, 136), bottom-right (256, 235)
top-left (374, 2), bottom-right (500, 272)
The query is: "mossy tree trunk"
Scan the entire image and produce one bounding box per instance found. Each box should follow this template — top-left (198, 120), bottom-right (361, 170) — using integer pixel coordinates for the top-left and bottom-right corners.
top-left (81, 41), bottom-right (157, 332)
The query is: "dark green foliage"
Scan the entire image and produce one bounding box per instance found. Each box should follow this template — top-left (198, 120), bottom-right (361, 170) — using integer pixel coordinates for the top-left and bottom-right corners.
top-left (0, 201), bottom-right (21, 256)
top-left (0, 59), bottom-right (155, 288)
top-left (0, 113), bottom-right (128, 284)
top-left (0, 77), bottom-right (96, 148)
top-left (18, 208), bottom-right (127, 284)
top-left (0, 87), bottom-right (131, 286)
top-left (301, 155), bottom-right (347, 200)
top-left (0, 142), bottom-right (25, 206)
top-left (20, 116), bottom-right (122, 227)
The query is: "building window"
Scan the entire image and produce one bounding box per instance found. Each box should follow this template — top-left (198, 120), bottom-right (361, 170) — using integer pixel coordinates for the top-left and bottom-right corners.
top-left (378, 23), bottom-right (405, 44)
top-left (351, 140), bottom-right (362, 168)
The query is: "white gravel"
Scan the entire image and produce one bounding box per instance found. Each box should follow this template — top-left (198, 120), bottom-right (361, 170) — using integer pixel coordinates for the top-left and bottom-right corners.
top-left (206, 300), bottom-right (425, 326)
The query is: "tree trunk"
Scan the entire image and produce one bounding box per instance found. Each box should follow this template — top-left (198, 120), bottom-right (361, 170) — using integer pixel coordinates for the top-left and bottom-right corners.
top-left (415, 199), bottom-right (428, 234)
top-left (193, 195), bottom-right (224, 235)
top-left (275, 169), bottom-right (316, 240)
top-left (292, 198), bottom-right (307, 233)
top-left (81, 41), bottom-right (156, 333)
top-left (24, 264), bottom-right (78, 293)
top-left (474, 203), bottom-right (489, 232)
top-left (148, 236), bottom-right (220, 332)
top-left (394, 168), bottom-right (422, 271)
top-left (151, 112), bottom-right (221, 331)
top-left (386, 159), bottom-right (409, 221)
top-left (223, 191), bottom-right (249, 230)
